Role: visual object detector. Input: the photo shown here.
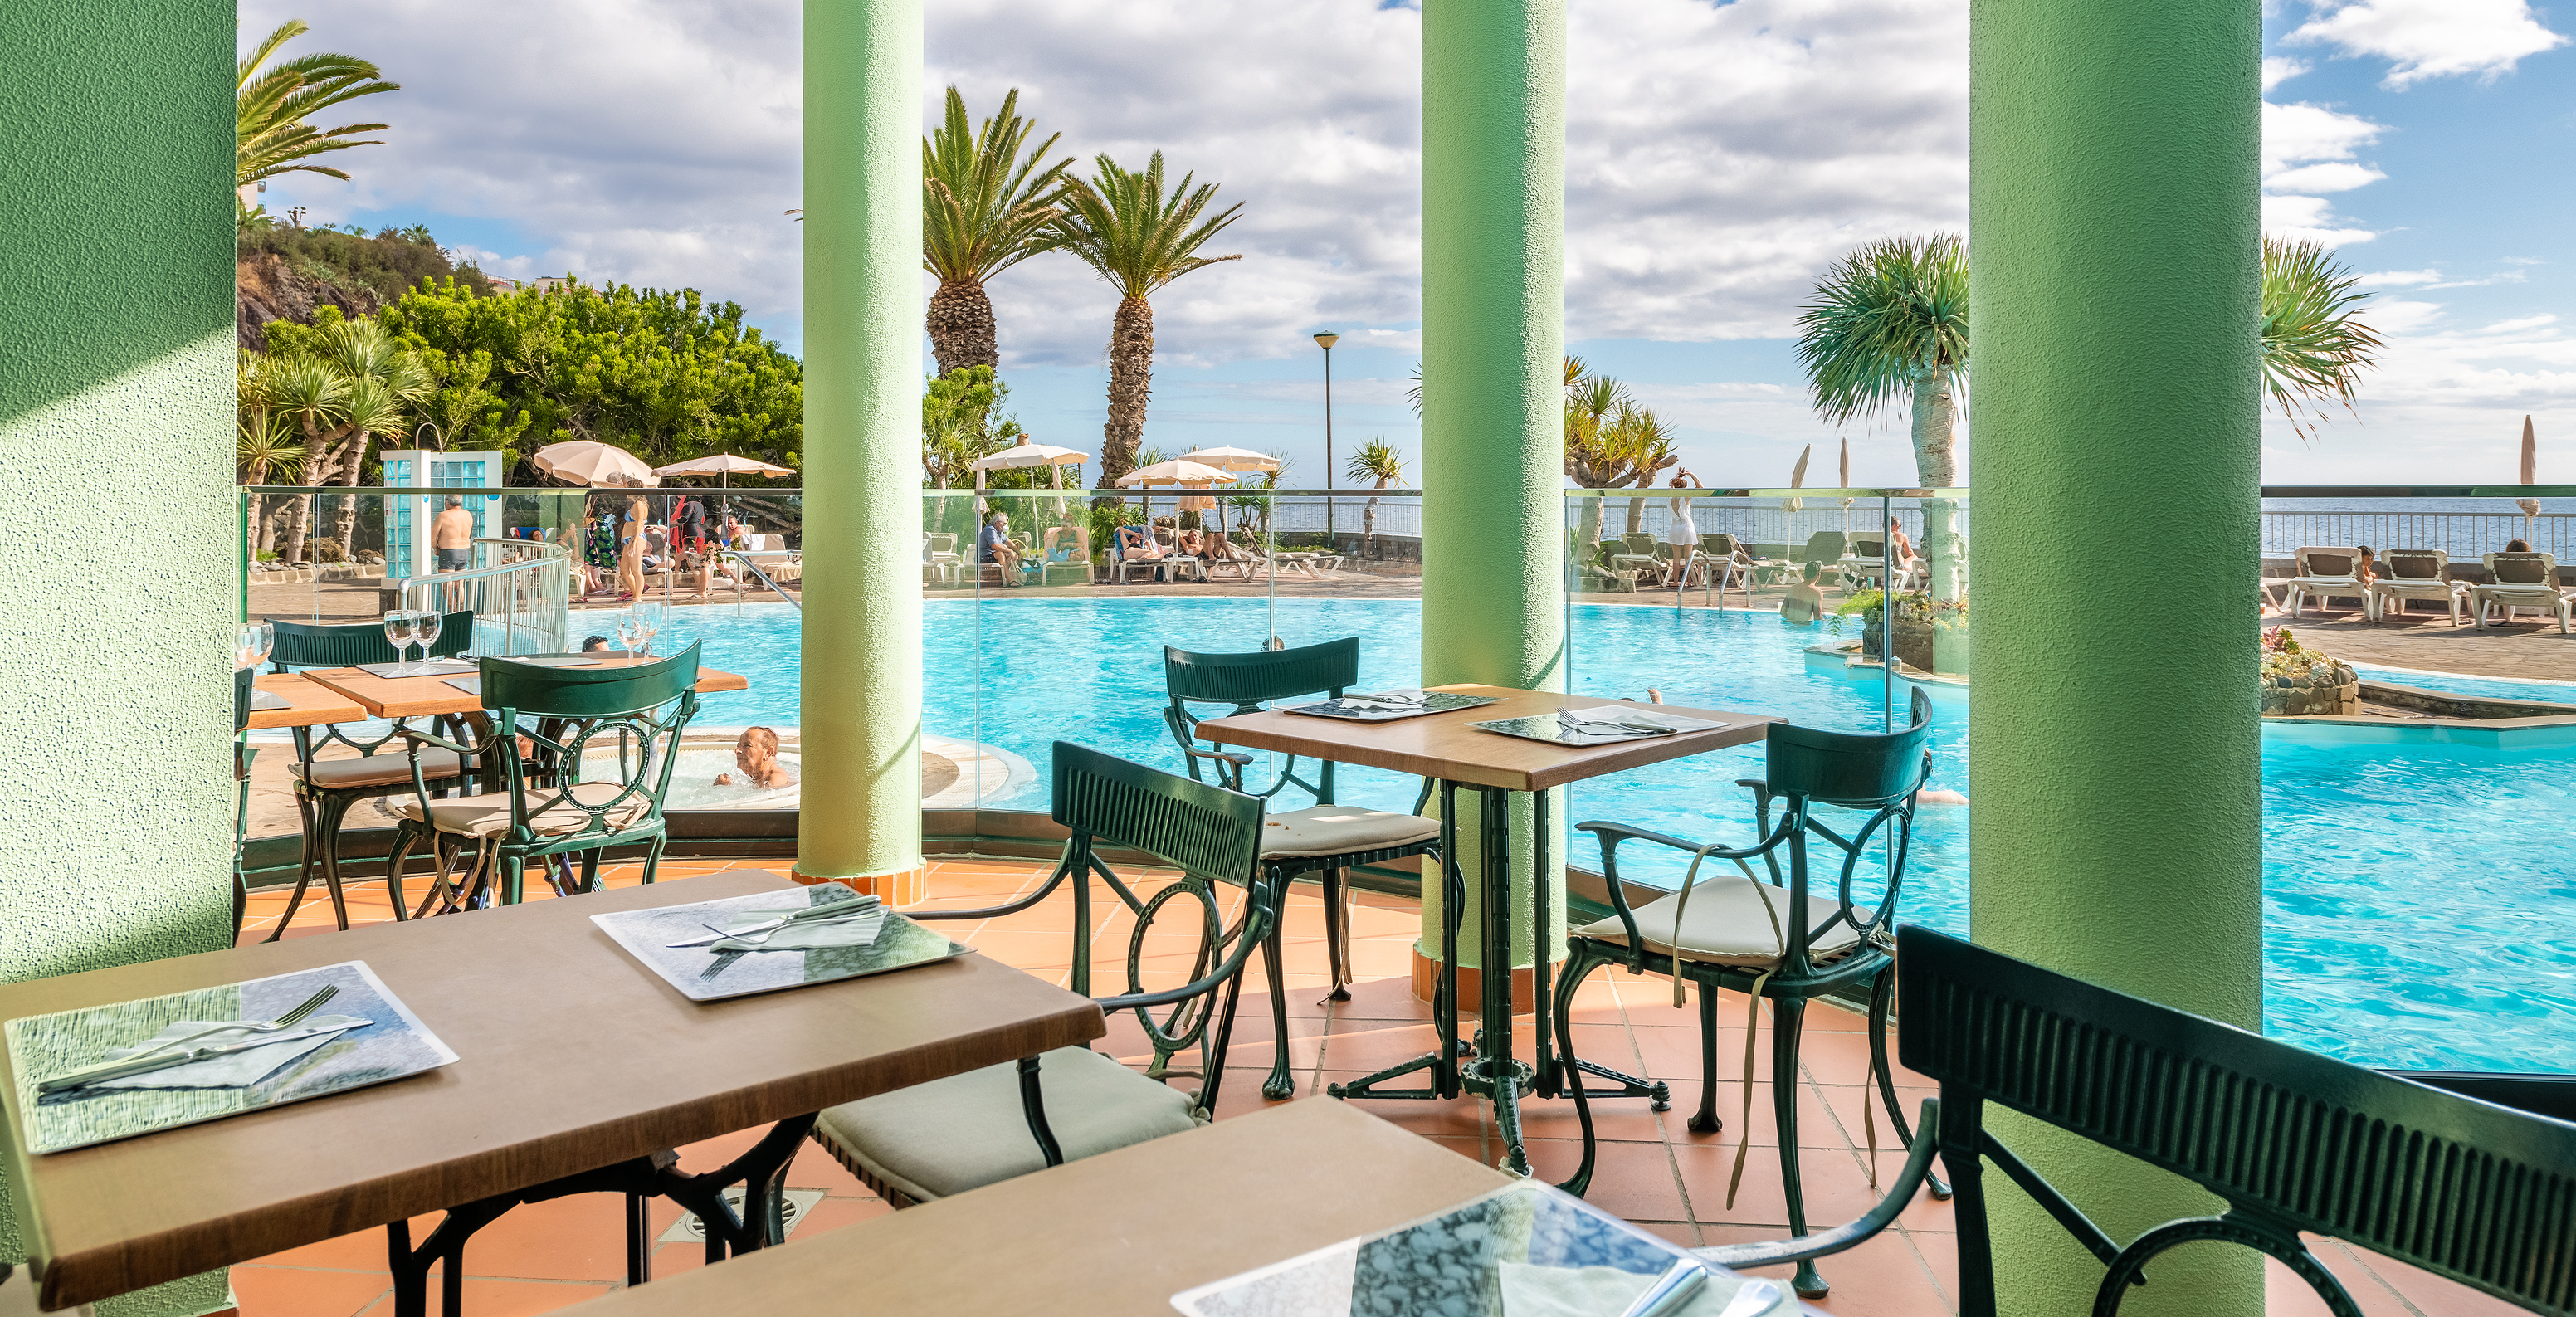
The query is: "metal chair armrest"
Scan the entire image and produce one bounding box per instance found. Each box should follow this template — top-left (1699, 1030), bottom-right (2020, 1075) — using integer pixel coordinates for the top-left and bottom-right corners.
top-left (1577, 819), bottom-right (1788, 862)
top-left (396, 725), bottom-right (481, 758)
top-left (1694, 1100), bottom-right (1940, 1270)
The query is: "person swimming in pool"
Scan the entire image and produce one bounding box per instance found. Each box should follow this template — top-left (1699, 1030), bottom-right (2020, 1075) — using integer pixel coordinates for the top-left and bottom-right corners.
top-left (1780, 561), bottom-right (1827, 625)
top-left (715, 726), bottom-right (794, 789)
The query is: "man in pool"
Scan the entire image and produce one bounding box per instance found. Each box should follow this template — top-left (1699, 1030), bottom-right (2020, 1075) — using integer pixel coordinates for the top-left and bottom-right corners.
top-left (715, 726), bottom-right (795, 789)
top-left (1780, 562), bottom-right (1826, 624)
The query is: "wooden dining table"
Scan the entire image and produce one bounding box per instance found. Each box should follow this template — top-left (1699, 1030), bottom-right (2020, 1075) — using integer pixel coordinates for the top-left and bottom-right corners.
top-left (1198, 685), bottom-right (1776, 1176)
top-left (243, 672), bottom-right (368, 730)
top-left (299, 651), bottom-right (749, 721)
top-left (0, 870), bottom-right (1102, 1311)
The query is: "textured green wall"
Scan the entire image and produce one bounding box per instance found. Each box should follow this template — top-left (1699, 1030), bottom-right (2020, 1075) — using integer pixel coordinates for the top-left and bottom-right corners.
top-left (1417, 0), bottom-right (1569, 968)
top-left (1969, 0), bottom-right (2264, 1312)
top-left (0, 3), bottom-right (239, 1313)
top-left (799, 0), bottom-right (925, 883)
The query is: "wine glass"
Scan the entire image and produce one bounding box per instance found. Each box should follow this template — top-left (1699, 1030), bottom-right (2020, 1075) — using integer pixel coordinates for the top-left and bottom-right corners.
top-left (633, 600), bottom-right (666, 661)
top-left (615, 609), bottom-right (644, 659)
top-left (382, 609), bottom-right (419, 675)
top-left (235, 622), bottom-right (274, 671)
top-left (413, 610), bottom-right (445, 669)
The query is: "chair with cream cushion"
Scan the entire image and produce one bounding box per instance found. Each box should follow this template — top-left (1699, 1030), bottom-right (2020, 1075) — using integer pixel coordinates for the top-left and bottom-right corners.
top-left (2472, 552), bottom-right (2572, 632)
top-left (1550, 686), bottom-right (1936, 1301)
top-left (383, 642), bottom-right (700, 915)
top-left (261, 614), bottom-right (475, 939)
top-left (1160, 637), bottom-right (1442, 1099)
top-left (2365, 549), bottom-right (2466, 625)
top-left (2286, 546), bottom-right (2364, 618)
top-left (812, 742), bottom-right (1275, 1207)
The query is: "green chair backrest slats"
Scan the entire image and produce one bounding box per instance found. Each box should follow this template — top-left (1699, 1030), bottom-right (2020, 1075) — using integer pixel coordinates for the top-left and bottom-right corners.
top-left (479, 641), bottom-right (703, 848)
top-left (1163, 637), bottom-right (1359, 711)
top-left (1764, 686), bottom-right (1934, 808)
top-left (478, 643), bottom-right (702, 719)
top-left (1051, 740), bottom-right (1263, 890)
top-left (267, 612), bottom-right (473, 671)
top-left (1896, 924), bottom-right (2576, 1315)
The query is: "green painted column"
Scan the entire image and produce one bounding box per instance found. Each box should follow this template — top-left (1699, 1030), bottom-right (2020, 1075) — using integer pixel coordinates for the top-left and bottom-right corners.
top-left (1969, 0), bottom-right (2262, 1313)
top-left (1417, 0), bottom-right (1568, 978)
top-left (0, 4), bottom-right (238, 1315)
top-left (798, 0), bottom-right (925, 898)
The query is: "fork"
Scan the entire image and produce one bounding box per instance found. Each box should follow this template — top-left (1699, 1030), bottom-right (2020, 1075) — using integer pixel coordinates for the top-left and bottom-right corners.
top-left (39, 985), bottom-right (340, 1090)
top-left (1557, 711), bottom-right (1675, 737)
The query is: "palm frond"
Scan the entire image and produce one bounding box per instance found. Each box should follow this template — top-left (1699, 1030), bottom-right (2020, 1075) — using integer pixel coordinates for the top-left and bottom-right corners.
top-left (236, 22), bottom-right (398, 187)
top-left (1051, 151), bottom-right (1244, 298)
top-left (1793, 233), bottom-right (1969, 428)
top-left (922, 87), bottom-right (1072, 284)
top-left (2261, 236), bottom-right (2383, 441)
top-left (1345, 437), bottom-right (1405, 485)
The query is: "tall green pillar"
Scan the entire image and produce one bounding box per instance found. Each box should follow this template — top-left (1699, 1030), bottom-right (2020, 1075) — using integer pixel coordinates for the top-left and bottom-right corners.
top-left (1417, 0), bottom-right (1568, 983)
top-left (1969, 0), bottom-right (2262, 1313)
top-left (799, 0), bottom-right (925, 900)
top-left (0, 4), bottom-right (237, 1315)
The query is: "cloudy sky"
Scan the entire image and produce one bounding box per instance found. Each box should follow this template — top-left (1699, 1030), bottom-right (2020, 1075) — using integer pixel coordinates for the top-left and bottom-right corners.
top-left (244, 0), bottom-right (2574, 490)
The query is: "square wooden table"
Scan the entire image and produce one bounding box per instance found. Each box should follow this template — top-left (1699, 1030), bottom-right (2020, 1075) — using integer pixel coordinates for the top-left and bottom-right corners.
top-left (300, 653), bottom-right (749, 721)
top-left (244, 674), bottom-right (368, 731)
top-left (0, 871), bottom-right (1102, 1310)
top-left (1198, 685), bottom-right (1776, 1175)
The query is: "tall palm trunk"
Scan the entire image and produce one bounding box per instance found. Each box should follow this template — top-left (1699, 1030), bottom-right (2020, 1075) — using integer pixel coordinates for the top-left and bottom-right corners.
top-left (1100, 295), bottom-right (1154, 485)
top-left (1364, 476), bottom-right (1388, 551)
top-left (1624, 479), bottom-right (1651, 535)
top-left (928, 279), bottom-right (998, 378)
top-left (1910, 372), bottom-right (1962, 601)
top-left (330, 432), bottom-right (372, 562)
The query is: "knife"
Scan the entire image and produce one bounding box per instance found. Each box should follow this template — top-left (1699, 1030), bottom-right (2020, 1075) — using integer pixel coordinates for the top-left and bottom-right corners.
top-left (663, 895), bottom-right (883, 949)
top-left (39, 1021), bottom-right (371, 1093)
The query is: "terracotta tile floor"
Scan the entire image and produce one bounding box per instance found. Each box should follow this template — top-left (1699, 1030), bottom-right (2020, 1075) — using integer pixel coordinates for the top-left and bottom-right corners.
top-left (231, 859), bottom-right (2525, 1316)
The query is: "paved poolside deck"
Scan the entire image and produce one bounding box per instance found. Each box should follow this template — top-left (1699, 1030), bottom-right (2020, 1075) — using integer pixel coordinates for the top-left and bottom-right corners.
top-left (222, 860), bottom-right (2520, 1317)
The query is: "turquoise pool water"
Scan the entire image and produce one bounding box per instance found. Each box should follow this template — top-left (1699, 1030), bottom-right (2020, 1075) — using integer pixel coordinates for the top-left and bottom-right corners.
top-left (663, 598), bottom-right (2576, 1073)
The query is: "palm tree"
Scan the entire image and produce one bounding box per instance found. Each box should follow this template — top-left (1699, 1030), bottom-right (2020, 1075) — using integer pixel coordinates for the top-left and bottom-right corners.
top-left (266, 355), bottom-right (350, 563)
top-left (924, 88), bottom-right (1072, 377)
top-left (237, 20), bottom-right (399, 188)
top-left (1561, 359), bottom-right (1676, 549)
top-left (1344, 438), bottom-right (1407, 553)
top-left (2262, 237), bottom-right (2384, 441)
top-left (313, 319), bottom-right (433, 556)
top-left (237, 353), bottom-right (309, 555)
top-left (1051, 152), bottom-right (1244, 485)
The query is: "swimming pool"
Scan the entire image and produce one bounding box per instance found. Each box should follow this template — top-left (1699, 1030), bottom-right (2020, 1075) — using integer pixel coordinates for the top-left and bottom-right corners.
top-left (661, 597), bottom-right (2576, 1073)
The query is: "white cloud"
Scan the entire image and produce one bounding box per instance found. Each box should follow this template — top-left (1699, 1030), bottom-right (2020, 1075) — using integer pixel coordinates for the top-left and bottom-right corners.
top-left (2479, 314), bottom-right (2560, 335)
top-left (2287, 0), bottom-right (2569, 88)
top-left (2262, 56), bottom-right (2313, 90)
top-left (2262, 194), bottom-right (2379, 245)
top-left (2259, 308), bottom-right (2576, 481)
top-left (2357, 269), bottom-right (2444, 286)
top-left (2264, 162), bottom-right (2386, 193)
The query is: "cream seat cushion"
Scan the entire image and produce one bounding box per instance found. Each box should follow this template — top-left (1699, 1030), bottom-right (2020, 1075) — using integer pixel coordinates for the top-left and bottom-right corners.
top-left (392, 780), bottom-right (648, 839)
top-left (1571, 876), bottom-right (1862, 968)
top-left (1259, 806), bottom-right (1439, 859)
top-left (290, 750), bottom-right (465, 791)
top-left (813, 1046), bottom-right (1198, 1203)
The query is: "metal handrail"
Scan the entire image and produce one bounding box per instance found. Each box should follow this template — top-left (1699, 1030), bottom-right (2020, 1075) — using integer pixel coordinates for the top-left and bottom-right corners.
top-left (722, 550), bottom-right (800, 611)
top-left (402, 546), bottom-right (571, 654)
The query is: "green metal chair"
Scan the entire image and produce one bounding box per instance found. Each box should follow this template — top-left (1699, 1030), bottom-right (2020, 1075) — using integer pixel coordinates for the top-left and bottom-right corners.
top-left (808, 742), bottom-right (1276, 1206)
top-left (384, 642), bottom-right (700, 915)
top-left (1690, 924), bottom-right (2576, 1317)
top-left (261, 612), bottom-right (476, 937)
top-left (1551, 685), bottom-right (1937, 1299)
top-left (232, 666), bottom-right (257, 943)
top-left (1161, 637), bottom-right (1442, 1099)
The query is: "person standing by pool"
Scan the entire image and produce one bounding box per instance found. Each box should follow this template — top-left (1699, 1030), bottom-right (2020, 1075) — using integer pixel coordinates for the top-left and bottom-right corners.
top-left (1662, 469), bottom-right (1702, 588)
top-left (617, 476), bottom-right (648, 600)
top-left (432, 495), bottom-right (475, 572)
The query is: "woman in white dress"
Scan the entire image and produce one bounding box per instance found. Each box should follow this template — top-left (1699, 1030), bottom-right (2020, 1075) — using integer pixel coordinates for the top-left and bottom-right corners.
top-left (1662, 468), bottom-right (1701, 588)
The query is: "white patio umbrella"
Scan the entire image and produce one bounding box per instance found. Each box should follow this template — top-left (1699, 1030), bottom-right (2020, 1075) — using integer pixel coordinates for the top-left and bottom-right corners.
top-left (534, 440), bottom-right (658, 487)
top-left (651, 453), bottom-right (795, 488)
top-left (1178, 446), bottom-right (1281, 536)
top-left (1116, 458), bottom-right (1238, 525)
top-left (969, 442), bottom-right (1088, 519)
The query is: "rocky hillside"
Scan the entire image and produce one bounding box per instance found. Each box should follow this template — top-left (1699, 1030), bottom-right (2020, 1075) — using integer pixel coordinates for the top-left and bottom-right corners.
top-left (237, 225), bottom-right (492, 350)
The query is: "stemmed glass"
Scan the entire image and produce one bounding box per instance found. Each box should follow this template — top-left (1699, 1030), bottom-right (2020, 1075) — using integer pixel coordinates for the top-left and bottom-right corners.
top-left (615, 609), bottom-right (644, 659)
top-left (413, 609), bottom-right (445, 670)
top-left (382, 609), bottom-right (419, 675)
top-left (632, 600), bottom-right (666, 661)
top-left (235, 622), bottom-right (275, 671)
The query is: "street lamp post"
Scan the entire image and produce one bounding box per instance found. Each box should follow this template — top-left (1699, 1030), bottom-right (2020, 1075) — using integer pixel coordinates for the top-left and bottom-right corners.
top-left (1315, 331), bottom-right (1339, 546)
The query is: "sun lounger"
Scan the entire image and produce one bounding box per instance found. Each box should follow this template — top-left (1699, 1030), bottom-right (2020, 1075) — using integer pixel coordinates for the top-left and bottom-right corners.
top-left (2472, 551), bottom-right (2571, 632)
top-left (1583, 540), bottom-right (1640, 593)
top-left (2286, 546), bottom-right (2364, 618)
top-left (2366, 549), bottom-right (2466, 625)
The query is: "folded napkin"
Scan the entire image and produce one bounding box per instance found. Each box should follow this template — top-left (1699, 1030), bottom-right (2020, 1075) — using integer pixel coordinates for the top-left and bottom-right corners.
top-left (1563, 707), bottom-right (1725, 733)
top-left (1497, 1263), bottom-right (1778, 1317)
top-left (89, 1014), bottom-right (371, 1090)
top-left (708, 907), bottom-right (887, 953)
